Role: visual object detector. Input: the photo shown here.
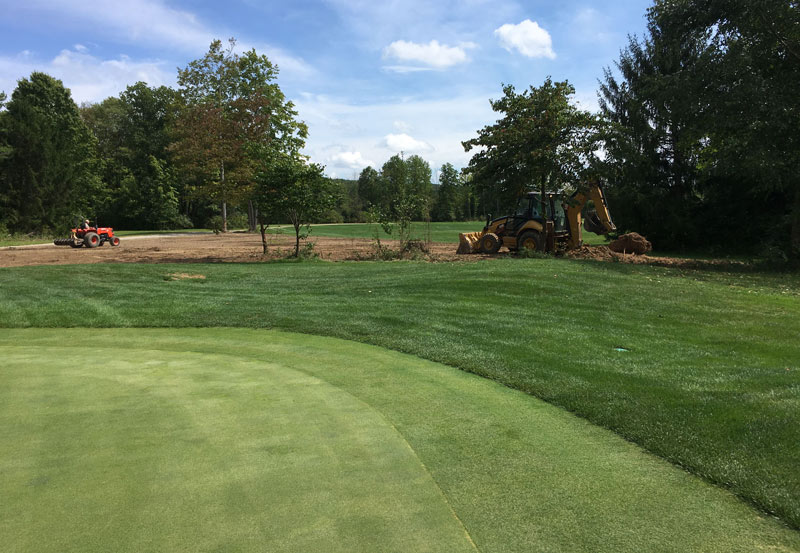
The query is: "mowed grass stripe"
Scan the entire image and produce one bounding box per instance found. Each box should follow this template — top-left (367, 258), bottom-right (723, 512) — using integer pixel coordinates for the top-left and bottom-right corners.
top-left (1, 329), bottom-right (798, 552)
top-left (0, 336), bottom-right (477, 553)
top-left (0, 259), bottom-right (798, 529)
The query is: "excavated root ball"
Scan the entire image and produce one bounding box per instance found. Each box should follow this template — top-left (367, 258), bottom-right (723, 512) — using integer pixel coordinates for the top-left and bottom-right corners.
top-left (608, 232), bottom-right (652, 255)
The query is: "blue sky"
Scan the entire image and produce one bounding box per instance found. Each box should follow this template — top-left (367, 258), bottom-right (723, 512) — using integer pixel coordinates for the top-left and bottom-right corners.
top-left (0, 0), bottom-right (652, 179)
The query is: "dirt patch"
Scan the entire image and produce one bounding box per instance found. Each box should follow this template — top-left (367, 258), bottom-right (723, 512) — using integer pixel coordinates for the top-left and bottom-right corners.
top-left (165, 273), bottom-right (206, 281)
top-left (0, 231), bottom-right (744, 270)
top-left (0, 233), bottom-right (494, 268)
top-left (608, 233), bottom-right (653, 255)
top-left (567, 244), bottom-right (748, 270)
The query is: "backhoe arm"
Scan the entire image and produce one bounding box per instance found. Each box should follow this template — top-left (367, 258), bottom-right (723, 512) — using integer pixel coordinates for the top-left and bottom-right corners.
top-left (565, 183), bottom-right (616, 249)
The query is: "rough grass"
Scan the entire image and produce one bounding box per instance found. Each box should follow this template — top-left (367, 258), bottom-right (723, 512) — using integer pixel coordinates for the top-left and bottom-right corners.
top-left (2, 328), bottom-right (798, 552)
top-left (0, 259), bottom-right (799, 530)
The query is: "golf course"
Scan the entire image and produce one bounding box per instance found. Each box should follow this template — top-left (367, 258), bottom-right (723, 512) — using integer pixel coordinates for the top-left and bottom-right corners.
top-left (1, 256), bottom-right (799, 552)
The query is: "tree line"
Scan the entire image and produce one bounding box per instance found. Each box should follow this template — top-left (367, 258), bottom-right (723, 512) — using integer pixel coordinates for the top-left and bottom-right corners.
top-left (0, 39), bottom-right (328, 241)
top-left (1, 0), bottom-right (797, 258)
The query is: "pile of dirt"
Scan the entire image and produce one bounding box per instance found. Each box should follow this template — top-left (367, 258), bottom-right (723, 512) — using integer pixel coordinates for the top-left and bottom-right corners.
top-left (608, 233), bottom-right (652, 255)
top-left (567, 245), bottom-right (617, 261)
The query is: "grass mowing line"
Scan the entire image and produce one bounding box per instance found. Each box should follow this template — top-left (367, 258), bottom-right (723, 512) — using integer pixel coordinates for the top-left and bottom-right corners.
top-left (0, 260), bottom-right (799, 531)
top-left (2, 328), bottom-right (799, 552)
top-left (0, 338), bottom-right (477, 553)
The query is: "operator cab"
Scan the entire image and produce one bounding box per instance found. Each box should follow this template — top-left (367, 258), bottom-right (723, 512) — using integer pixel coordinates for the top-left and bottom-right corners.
top-left (510, 192), bottom-right (568, 233)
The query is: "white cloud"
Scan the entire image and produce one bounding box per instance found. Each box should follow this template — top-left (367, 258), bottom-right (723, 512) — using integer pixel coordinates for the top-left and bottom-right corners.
top-left (383, 40), bottom-right (475, 69)
top-left (329, 151), bottom-right (374, 170)
top-left (494, 19), bottom-right (556, 59)
top-left (294, 93), bottom-right (497, 177)
top-left (383, 133), bottom-right (434, 153)
top-left (14, 1), bottom-right (314, 80)
top-left (0, 48), bottom-right (173, 104)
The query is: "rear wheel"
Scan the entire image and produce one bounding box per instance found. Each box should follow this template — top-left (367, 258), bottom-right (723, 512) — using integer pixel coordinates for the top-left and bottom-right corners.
top-left (83, 232), bottom-right (100, 248)
top-left (518, 231), bottom-right (543, 253)
top-left (479, 233), bottom-right (501, 254)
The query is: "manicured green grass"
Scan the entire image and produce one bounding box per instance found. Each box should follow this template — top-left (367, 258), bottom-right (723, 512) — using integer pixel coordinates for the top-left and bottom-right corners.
top-left (0, 259), bottom-right (799, 531)
top-left (0, 235), bottom-right (57, 247)
top-left (2, 328), bottom-right (798, 552)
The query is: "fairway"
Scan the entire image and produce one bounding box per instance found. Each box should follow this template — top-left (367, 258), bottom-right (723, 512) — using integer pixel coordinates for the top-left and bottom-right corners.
top-left (2, 328), bottom-right (798, 552)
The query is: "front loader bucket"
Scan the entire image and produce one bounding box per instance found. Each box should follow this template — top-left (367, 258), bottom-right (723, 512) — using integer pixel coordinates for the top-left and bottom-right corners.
top-left (457, 231), bottom-right (485, 254)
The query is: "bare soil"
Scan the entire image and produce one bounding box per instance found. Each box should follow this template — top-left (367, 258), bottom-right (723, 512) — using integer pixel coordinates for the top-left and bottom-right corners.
top-left (608, 232), bottom-right (653, 255)
top-left (0, 233), bottom-right (493, 268)
top-left (0, 232), bottom-right (741, 269)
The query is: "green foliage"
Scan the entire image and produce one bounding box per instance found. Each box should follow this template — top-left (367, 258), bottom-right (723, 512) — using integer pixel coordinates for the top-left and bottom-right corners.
top-left (256, 155), bottom-right (338, 256)
top-left (463, 78), bottom-right (602, 214)
top-left (326, 177), bottom-right (362, 222)
top-left (0, 72), bottom-right (102, 234)
top-left (80, 83), bottom-right (186, 229)
top-left (356, 166), bottom-right (382, 209)
top-left (171, 38), bottom-right (307, 232)
top-left (117, 156), bottom-right (182, 229)
top-left (600, 0), bottom-right (800, 256)
top-left (432, 162), bottom-right (461, 221)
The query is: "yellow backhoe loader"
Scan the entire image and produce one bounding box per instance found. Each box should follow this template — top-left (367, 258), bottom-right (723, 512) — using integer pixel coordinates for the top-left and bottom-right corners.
top-left (457, 182), bottom-right (616, 254)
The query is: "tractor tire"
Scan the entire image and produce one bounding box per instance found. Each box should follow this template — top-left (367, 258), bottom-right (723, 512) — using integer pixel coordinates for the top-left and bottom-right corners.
top-left (479, 233), bottom-right (502, 254)
top-left (518, 231), bottom-right (544, 253)
top-left (110, 236), bottom-right (120, 247)
top-left (83, 232), bottom-right (100, 248)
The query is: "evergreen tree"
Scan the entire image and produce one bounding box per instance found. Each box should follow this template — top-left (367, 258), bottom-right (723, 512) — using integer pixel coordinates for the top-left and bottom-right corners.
top-left (0, 72), bottom-right (101, 234)
top-left (432, 163), bottom-right (460, 221)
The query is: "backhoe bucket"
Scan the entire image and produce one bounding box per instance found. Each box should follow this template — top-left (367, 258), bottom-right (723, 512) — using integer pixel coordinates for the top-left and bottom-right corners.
top-left (457, 231), bottom-right (485, 254)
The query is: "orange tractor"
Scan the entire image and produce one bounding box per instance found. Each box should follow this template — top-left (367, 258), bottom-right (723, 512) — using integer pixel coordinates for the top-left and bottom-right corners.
top-left (54, 220), bottom-right (120, 248)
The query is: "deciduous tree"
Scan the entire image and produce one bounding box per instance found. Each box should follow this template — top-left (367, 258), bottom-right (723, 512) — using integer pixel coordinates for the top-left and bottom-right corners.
top-left (256, 155), bottom-right (338, 256)
top-left (463, 78), bottom-right (601, 216)
top-left (171, 38), bottom-right (307, 232)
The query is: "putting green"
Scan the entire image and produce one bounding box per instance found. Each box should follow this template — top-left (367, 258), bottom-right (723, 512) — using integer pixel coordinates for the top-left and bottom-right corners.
top-left (1, 329), bottom-right (798, 553)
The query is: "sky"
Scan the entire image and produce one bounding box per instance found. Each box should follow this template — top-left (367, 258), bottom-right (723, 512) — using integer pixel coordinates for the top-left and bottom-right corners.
top-left (0, 0), bottom-right (653, 180)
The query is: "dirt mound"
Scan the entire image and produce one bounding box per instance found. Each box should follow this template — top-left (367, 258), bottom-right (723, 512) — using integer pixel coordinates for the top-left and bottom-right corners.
top-left (609, 233), bottom-right (652, 255)
top-left (568, 245), bottom-right (616, 261)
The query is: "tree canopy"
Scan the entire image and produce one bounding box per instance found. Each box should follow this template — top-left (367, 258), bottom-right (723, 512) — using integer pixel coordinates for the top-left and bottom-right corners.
top-left (463, 78), bottom-right (601, 215)
top-left (171, 38), bottom-right (308, 232)
top-left (0, 72), bottom-right (101, 234)
top-left (600, 0), bottom-right (800, 256)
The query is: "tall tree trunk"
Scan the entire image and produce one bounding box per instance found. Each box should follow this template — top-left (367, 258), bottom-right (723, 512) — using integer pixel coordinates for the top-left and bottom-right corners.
top-left (259, 221), bottom-right (268, 255)
top-left (248, 200), bottom-right (259, 232)
top-left (291, 211), bottom-right (301, 257)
